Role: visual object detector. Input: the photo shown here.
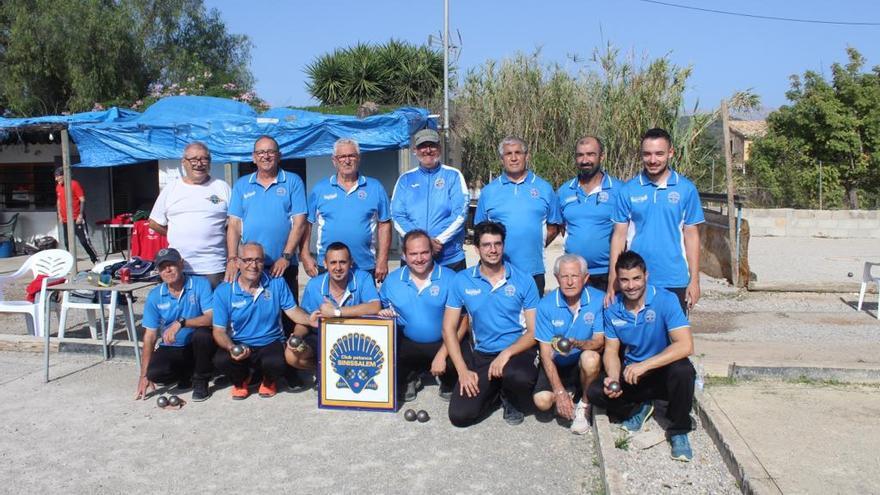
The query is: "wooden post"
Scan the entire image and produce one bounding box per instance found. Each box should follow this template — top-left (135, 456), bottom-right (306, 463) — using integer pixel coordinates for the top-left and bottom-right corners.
top-left (61, 129), bottom-right (78, 275)
top-left (720, 100), bottom-right (739, 287)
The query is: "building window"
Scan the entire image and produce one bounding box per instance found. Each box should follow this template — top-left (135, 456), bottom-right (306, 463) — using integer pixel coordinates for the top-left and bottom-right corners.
top-left (0, 164), bottom-right (55, 211)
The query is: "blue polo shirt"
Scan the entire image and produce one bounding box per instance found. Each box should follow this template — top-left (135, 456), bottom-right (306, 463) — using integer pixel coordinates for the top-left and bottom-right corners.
top-left (474, 171), bottom-right (561, 275)
top-left (557, 173), bottom-right (622, 275)
top-left (447, 262), bottom-right (540, 353)
top-left (613, 170), bottom-right (705, 287)
top-left (379, 263), bottom-right (454, 343)
top-left (535, 286), bottom-right (606, 367)
top-left (391, 164), bottom-right (470, 266)
top-left (300, 268), bottom-right (381, 314)
top-left (228, 170), bottom-right (307, 266)
top-left (308, 174), bottom-right (391, 270)
top-left (212, 273), bottom-right (297, 347)
top-left (142, 275), bottom-right (214, 348)
top-left (604, 285), bottom-right (689, 366)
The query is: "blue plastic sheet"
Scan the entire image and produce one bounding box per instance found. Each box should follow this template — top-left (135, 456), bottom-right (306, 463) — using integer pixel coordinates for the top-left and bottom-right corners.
top-left (0, 107), bottom-right (139, 141)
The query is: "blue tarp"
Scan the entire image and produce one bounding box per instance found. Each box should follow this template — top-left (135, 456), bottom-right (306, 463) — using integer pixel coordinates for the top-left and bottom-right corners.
top-left (0, 107), bottom-right (140, 140)
top-left (67, 96), bottom-right (435, 167)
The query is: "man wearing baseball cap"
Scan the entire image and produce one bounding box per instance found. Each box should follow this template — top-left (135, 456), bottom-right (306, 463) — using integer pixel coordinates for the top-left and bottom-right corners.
top-left (54, 167), bottom-right (99, 264)
top-left (391, 129), bottom-right (470, 271)
top-left (136, 248), bottom-right (217, 402)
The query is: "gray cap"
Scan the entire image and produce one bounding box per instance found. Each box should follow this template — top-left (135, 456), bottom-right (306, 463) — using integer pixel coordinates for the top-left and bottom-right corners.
top-left (413, 129), bottom-right (441, 147)
top-left (154, 248), bottom-right (182, 266)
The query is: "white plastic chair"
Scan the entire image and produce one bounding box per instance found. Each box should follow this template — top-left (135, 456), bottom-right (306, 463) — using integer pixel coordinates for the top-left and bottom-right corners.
top-left (58, 259), bottom-right (130, 341)
top-left (0, 249), bottom-right (73, 337)
top-left (857, 262), bottom-right (880, 320)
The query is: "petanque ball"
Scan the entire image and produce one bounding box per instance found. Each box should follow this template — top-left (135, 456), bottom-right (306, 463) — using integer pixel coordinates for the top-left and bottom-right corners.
top-left (556, 337), bottom-right (573, 355)
top-left (168, 395), bottom-right (181, 407)
top-left (404, 409), bottom-right (417, 422)
top-left (848, 272), bottom-right (854, 278)
top-left (230, 344), bottom-right (245, 357)
top-left (416, 410), bottom-right (430, 423)
top-left (287, 335), bottom-right (304, 350)
top-left (156, 396), bottom-right (169, 408)
top-left (608, 381), bottom-right (621, 393)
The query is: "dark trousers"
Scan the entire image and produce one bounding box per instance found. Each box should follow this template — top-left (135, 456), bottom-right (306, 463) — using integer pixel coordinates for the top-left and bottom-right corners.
top-left (213, 340), bottom-right (288, 385)
top-left (61, 221), bottom-right (98, 262)
top-left (146, 328), bottom-right (216, 383)
top-left (281, 264), bottom-right (299, 335)
top-left (448, 342), bottom-right (538, 427)
top-left (397, 332), bottom-right (458, 390)
top-left (533, 274), bottom-right (546, 296)
top-left (587, 273), bottom-right (609, 293)
top-left (586, 358), bottom-right (696, 435)
top-left (442, 259), bottom-right (467, 272)
top-left (664, 287), bottom-right (688, 315)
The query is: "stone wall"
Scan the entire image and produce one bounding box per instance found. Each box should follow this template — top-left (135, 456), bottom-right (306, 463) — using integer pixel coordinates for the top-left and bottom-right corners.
top-left (699, 210), bottom-right (750, 287)
top-left (744, 209), bottom-right (880, 238)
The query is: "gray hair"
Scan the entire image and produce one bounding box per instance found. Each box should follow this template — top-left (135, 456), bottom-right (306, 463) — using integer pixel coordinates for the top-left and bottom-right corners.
top-left (553, 254), bottom-right (589, 277)
top-left (497, 136), bottom-right (528, 158)
top-left (238, 242), bottom-right (265, 258)
top-left (333, 138), bottom-right (361, 156)
top-left (183, 141), bottom-right (211, 160)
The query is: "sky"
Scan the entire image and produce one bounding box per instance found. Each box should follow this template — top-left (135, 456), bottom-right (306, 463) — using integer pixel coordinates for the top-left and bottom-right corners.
top-left (204, 0), bottom-right (880, 113)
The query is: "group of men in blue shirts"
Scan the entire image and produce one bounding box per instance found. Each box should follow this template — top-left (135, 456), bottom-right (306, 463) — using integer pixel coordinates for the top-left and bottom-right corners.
top-left (134, 126), bottom-right (704, 462)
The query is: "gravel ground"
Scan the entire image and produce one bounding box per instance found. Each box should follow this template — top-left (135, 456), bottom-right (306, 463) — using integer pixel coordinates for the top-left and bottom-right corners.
top-left (598, 401), bottom-right (739, 495)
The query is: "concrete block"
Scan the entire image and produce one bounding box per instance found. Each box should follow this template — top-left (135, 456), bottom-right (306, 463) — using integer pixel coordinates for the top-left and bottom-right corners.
top-left (793, 209), bottom-right (816, 219)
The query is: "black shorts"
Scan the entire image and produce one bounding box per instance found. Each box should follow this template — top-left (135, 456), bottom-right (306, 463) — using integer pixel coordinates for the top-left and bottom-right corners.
top-left (303, 329), bottom-right (319, 355)
top-left (534, 361), bottom-right (582, 394)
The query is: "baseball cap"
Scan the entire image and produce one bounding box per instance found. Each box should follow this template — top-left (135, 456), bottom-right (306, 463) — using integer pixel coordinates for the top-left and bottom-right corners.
top-left (154, 248), bottom-right (182, 266)
top-left (54, 167), bottom-right (64, 176)
top-left (413, 129), bottom-right (441, 147)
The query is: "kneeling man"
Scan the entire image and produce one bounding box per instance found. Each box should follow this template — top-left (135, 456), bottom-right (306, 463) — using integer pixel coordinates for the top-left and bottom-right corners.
top-left (136, 248), bottom-right (216, 401)
top-left (212, 242), bottom-right (315, 400)
top-left (533, 254), bottom-right (604, 434)
top-left (285, 242), bottom-right (381, 373)
top-left (378, 230), bottom-right (467, 402)
top-left (586, 251), bottom-right (696, 461)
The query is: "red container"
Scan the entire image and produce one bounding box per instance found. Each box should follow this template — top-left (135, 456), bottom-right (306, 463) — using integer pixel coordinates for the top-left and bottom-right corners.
top-left (119, 267), bottom-right (131, 284)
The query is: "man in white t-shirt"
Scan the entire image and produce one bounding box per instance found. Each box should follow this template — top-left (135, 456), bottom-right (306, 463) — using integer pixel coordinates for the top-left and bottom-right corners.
top-left (150, 142), bottom-right (231, 288)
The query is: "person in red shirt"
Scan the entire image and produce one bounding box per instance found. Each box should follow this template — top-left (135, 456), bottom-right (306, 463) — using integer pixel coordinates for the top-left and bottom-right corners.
top-left (54, 167), bottom-right (99, 263)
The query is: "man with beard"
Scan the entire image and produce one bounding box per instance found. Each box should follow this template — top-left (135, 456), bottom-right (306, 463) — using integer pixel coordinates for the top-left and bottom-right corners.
top-left (150, 142), bottom-right (231, 288)
top-left (587, 251), bottom-right (696, 461)
top-left (556, 136), bottom-right (622, 291)
top-left (606, 128), bottom-right (704, 313)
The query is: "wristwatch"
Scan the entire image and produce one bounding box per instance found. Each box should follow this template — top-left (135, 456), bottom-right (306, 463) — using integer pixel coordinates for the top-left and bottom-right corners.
top-left (333, 308), bottom-right (341, 317)
top-left (281, 252), bottom-right (293, 261)
top-left (177, 316), bottom-right (186, 328)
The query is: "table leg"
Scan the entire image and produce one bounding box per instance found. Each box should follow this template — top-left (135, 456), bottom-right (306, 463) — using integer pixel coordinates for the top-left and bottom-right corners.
top-left (105, 291), bottom-right (119, 360)
top-left (43, 291), bottom-right (51, 383)
top-left (124, 292), bottom-right (141, 371)
top-left (101, 226), bottom-right (110, 261)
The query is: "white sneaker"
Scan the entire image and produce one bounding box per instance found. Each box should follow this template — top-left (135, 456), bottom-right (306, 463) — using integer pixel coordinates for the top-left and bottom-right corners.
top-left (570, 400), bottom-right (591, 435)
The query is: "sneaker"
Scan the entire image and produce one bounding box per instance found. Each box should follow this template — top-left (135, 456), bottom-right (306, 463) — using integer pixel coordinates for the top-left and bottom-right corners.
top-left (191, 380), bottom-right (211, 402)
top-left (438, 383), bottom-right (453, 402)
top-left (501, 396), bottom-right (524, 426)
top-left (258, 378), bottom-right (277, 398)
top-left (670, 433), bottom-right (693, 461)
top-left (570, 401), bottom-right (591, 435)
top-left (231, 377), bottom-right (250, 400)
top-left (402, 377), bottom-right (422, 403)
top-left (621, 402), bottom-right (654, 432)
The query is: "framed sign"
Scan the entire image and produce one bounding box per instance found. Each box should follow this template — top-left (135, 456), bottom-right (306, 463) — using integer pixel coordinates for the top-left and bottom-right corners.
top-left (318, 317), bottom-right (397, 412)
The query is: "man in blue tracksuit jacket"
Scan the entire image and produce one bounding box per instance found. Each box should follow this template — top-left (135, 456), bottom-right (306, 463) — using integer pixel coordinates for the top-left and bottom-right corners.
top-left (391, 129), bottom-right (470, 271)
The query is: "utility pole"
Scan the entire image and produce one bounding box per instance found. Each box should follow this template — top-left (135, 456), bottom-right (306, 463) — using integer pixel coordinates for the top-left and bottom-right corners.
top-left (818, 160), bottom-right (823, 210)
top-left (442, 0), bottom-right (450, 164)
top-left (61, 129), bottom-right (78, 276)
top-left (721, 100), bottom-right (739, 287)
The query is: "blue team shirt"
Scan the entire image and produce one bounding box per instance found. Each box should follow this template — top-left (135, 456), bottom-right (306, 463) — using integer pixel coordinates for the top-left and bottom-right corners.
top-left (447, 262), bottom-right (540, 353)
top-left (604, 285), bottom-right (690, 365)
top-left (308, 174), bottom-right (391, 270)
top-left (535, 286), bottom-right (606, 367)
top-left (391, 164), bottom-right (470, 266)
top-left (558, 173), bottom-right (622, 275)
top-left (613, 170), bottom-right (705, 287)
top-left (379, 264), bottom-right (454, 343)
top-left (300, 268), bottom-right (381, 314)
top-left (142, 275), bottom-right (214, 348)
top-left (228, 170), bottom-right (307, 266)
top-left (212, 273), bottom-right (297, 347)
top-left (474, 171), bottom-right (561, 275)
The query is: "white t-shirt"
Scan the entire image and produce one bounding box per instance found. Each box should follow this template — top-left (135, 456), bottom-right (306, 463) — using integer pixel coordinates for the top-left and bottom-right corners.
top-left (150, 177), bottom-right (231, 275)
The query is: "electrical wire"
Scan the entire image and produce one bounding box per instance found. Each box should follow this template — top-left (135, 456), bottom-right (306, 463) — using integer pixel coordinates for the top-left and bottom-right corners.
top-left (635, 0), bottom-right (880, 26)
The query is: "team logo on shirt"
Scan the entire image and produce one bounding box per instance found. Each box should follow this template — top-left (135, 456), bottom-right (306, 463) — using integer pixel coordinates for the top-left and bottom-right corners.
top-left (189, 294), bottom-right (196, 304)
top-left (529, 188), bottom-right (539, 198)
top-left (276, 187), bottom-right (287, 196)
top-left (434, 177), bottom-right (445, 189)
top-left (668, 192), bottom-right (680, 204)
top-left (631, 194), bottom-right (648, 203)
top-left (231, 300), bottom-right (247, 309)
top-left (465, 288), bottom-right (482, 296)
top-left (207, 194), bottom-right (223, 204)
top-left (504, 285), bottom-right (516, 297)
top-left (263, 289), bottom-right (272, 301)
top-left (429, 285), bottom-right (440, 297)
top-left (551, 319), bottom-right (565, 327)
top-left (323, 192), bottom-right (338, 200)
top-left (645, 309), bottom-right (656, 322)
top-left (563, 195), bottom-right (578, 205)
top-left (330, 333), bottom-right (384, 394)
top-left (611, 318), bottom-right (627, 327)
top-left (157, 302), bottom-right (171, 310)
top-left (598, 191), bottom-right (609, 203)
top-left (583, 311), bottom-right (595, 324)
top-left (243, 191), bottom-right (256, 200)
top-left (357, 190), bottom-right (368, 200)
